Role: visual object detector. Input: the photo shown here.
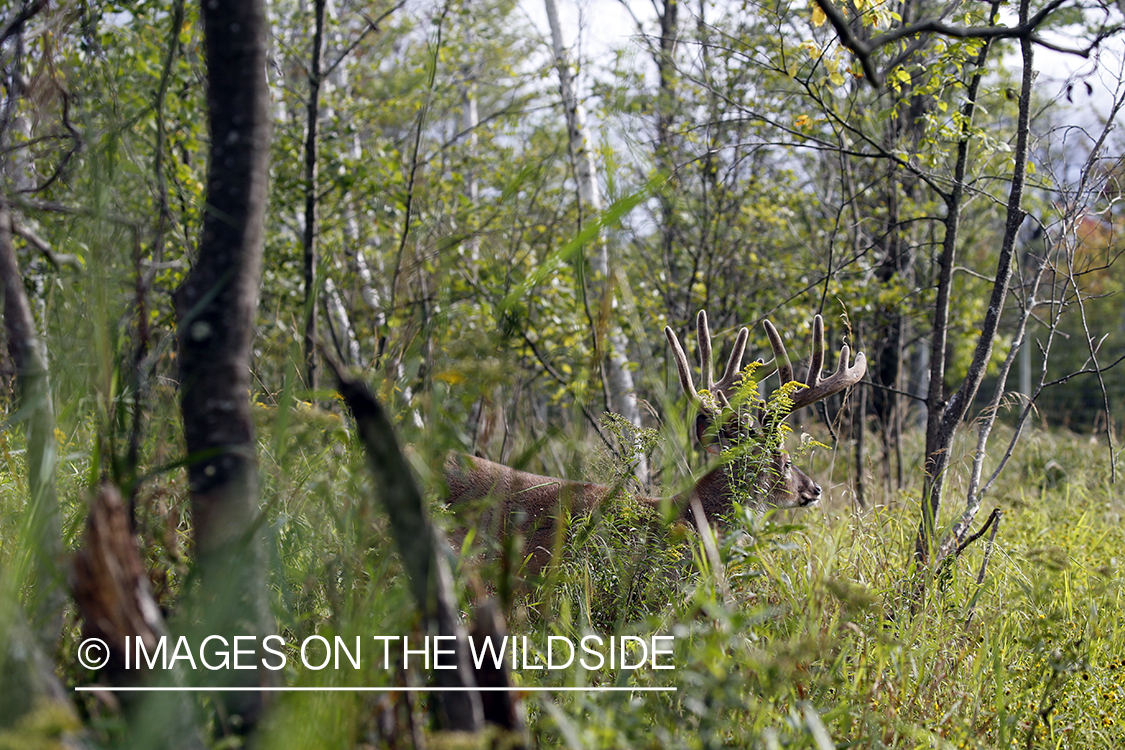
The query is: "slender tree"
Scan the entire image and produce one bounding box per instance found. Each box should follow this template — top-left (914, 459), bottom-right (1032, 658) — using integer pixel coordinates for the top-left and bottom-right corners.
top-left (302, 0), bottom-right (327, 392)
top-left (809, 0), bottom-right (1123, 568)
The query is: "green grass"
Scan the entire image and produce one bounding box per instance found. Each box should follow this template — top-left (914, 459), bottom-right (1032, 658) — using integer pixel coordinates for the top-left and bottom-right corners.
top-left (3, 378), bottom-right (1123, 748)
top-left (489, 423), bottom-right (1125, 749)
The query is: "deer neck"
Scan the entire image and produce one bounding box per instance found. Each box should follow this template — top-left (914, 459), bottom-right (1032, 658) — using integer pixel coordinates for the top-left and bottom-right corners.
top-left (635, 465), bottom-right (731, 527)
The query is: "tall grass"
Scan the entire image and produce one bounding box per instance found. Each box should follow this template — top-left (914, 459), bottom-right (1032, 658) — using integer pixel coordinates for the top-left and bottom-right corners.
top-left (3, 335), bottom-right (1123, 749)
top-left (519, 422), bottom-right (1124, 749)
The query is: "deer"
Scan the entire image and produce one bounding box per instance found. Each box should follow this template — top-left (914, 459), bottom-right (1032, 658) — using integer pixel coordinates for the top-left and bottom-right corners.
top-left (444, 310), bottom-right (866, 575)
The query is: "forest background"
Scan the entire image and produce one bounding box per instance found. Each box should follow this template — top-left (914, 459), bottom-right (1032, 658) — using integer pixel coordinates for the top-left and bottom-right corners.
top-left (2, 0), bottom-right (1125, 747)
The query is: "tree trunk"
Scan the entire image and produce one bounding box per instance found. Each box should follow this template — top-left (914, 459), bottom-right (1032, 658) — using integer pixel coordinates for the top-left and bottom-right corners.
top-left (69, 483), bottom-right (206, 749)
top-left (0, 197), bottom-right (64, 649)
top-left (655, 0), bottom-right (679, 316)
top-left (917, 0), bottom-right (1025, 566)
top-left (173, 0), bottom-right (272, 730)
top-left (928, 0), bottom-right (1034, 565)
top-left (323, 277), bottom-right (361, 365)
top-left (302, 0), bottom-right (327, 392)
top-left (460, 4), bottom-right (481, 262)
top-left (544, 0), bottom-right (647, 483)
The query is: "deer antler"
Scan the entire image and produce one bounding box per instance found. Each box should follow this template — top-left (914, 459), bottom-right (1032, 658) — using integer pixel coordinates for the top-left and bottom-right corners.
top-left (764, 314), bottom-right (866, 411)
top-left (664, 310), bottom-right (749, 415)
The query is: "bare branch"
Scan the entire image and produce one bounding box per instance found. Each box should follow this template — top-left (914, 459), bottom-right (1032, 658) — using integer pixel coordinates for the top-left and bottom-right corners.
top-left (812, 0), bottom-right (1120, 88)
top-left (0, 0), bottom-right (48, 47)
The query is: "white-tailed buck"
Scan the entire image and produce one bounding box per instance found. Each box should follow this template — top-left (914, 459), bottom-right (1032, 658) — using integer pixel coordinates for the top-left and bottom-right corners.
top-left (445, 311), bottom-right (865, 574)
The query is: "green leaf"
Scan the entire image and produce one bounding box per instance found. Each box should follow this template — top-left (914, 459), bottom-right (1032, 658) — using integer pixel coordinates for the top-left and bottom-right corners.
top-left (499, 182), bottom-right (653, 312)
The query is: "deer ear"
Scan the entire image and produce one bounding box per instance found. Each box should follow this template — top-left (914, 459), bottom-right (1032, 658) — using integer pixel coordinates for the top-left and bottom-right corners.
top-left (696, 414), bottom-right (723, 455)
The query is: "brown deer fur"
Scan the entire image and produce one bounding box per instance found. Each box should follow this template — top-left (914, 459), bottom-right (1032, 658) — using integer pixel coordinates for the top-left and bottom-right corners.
top-left (444, 311), bottom-right (864, 576)
top-left (445, 449), bottom-right (821, 576)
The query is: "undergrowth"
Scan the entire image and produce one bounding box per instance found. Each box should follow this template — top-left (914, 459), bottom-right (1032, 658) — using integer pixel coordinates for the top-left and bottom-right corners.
top-left (522, 423), bottom-right (1124, 749)
top-left (3, 374), bottom-right (1123, 749)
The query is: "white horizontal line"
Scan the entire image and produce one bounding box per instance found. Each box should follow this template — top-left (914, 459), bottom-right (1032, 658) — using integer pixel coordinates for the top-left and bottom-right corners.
top-left (74, 686), bottom-right (676, 693)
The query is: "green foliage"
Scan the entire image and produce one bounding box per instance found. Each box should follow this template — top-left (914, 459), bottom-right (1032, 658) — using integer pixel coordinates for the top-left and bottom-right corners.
top-left (532, 413), bottom-right (681, 631)
top-left (525, 426), bottom-right (1124, 749)
top-left (0, 701), bottom-right (80, 750)
top-left (2, 0), bottom-right (1124, 747)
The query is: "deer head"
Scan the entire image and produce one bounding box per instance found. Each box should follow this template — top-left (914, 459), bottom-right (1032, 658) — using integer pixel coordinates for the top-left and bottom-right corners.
top-left (445, 310), bottom-right (866, 576)
top-left (664, 310), bottom-right (867, 516)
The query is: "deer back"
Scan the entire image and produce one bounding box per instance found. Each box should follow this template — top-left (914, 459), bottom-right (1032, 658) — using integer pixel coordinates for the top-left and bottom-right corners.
top-left (444, 449), bottom-right (821, 576)
top-left (444, 453), bottom-right (616, 575)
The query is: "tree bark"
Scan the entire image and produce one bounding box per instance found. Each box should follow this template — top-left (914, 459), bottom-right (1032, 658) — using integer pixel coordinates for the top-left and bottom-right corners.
top-left (302, 0), bottom-right (327, 392)
top-left (173, 0), bottom-right (272, 729)
top-left (68, 482), bottom-right (206, 749)
top-left (0, 197), bottom-right (64, 648)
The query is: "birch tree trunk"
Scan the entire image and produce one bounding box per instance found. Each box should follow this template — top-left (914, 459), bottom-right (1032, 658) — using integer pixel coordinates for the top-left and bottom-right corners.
top-left (324, 277), bottom-right (361, 365)
top-left (313, 1), bottom-right (362, 367)
top-left (461, 6), bottom-right (481, 262)
top-left (544, 0), bottom-right (647, 482)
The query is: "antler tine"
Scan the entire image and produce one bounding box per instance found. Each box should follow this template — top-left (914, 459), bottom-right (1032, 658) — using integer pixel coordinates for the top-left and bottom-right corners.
top-left (696, 310), bottom-right (713, 392)
top-left (765, 315), bottom-right (866, 412)
top-left (664, 325), bottom-right (698, 405)
top-left (715, 326), bottom-right (749, 394)
top-left (667, 311), bottom-right (749, 415)
top-left (803, 314), bottom-right (826, 389)
top-left (789, 344), bottom-right (867, 411)
top-left (763, 319), bottom-right (794, 387)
